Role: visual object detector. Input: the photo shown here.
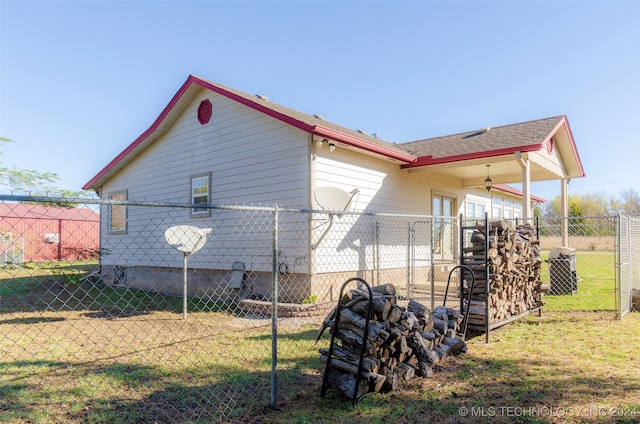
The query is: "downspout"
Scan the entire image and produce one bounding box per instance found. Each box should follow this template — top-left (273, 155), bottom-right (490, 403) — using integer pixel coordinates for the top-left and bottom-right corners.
top-left (515, 152), bottom-right (531, 220)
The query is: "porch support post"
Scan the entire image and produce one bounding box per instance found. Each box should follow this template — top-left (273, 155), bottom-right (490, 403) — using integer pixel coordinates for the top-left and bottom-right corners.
top-left (515, 152), bottom-right (531, 220)
top-left (561, 178), bottom-right (570, 246)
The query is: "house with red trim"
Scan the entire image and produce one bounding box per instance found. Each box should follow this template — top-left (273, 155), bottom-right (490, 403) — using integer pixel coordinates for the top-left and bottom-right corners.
top-left (83, 75), bottom-right (584, 300)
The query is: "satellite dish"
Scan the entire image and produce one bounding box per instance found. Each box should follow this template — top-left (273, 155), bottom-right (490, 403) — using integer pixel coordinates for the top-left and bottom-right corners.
top-left (165, 225), bottom-right (212, 254)
top-left (315, 187), bottom-right (356, 212)
top-left (311, 187), bottom-right (360, 250)
top-left (164, 225), bottom-right (212, 320)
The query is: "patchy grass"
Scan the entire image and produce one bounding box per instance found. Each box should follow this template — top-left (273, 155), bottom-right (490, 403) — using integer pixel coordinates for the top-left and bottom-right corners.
top-left (264, 311), bottom-right (640, 424)
top-left (2, 259), bottom-right (639, 423)
top-left (4, 309), bottom-right (637, 423)
top-left (0, 261), bottom-right (228, 315)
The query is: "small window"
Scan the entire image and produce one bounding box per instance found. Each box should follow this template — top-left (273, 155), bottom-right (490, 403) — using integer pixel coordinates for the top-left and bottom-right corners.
top-left (514, 202), bottom-right (522, 218)
top-left (191, 172), bottom-right (211, 216)
top-left (503, 198), bottom-right (513, 218)
top-left (108, 190), bottom-right (127, 233)
top-left (492, 197), bottom-right (502, 219)
top-left (466, 200), bottom-right (485, 219)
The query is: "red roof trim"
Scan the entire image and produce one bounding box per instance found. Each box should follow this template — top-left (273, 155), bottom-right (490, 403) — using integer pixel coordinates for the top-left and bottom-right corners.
top-left (313, 126), bottom-right (416, 163)
top-left (84, 75), bottom-right (415, 190)
top-left (191, 78), bottom-right (317, 133)
top-left (191, 79), bottom-right (415, 163)
top-left (493, 184), bottom-right (546, 203)
top-left (544, 116), bottom-right (585, 177)
top-left (83, 75), bottom-right (199, 190)
top-left (401, 143), bottom-right (543, 169)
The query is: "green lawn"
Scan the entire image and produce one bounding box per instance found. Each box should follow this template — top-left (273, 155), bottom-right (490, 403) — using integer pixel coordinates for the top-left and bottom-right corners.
top-left (539, 251), bottom-right (617, 312)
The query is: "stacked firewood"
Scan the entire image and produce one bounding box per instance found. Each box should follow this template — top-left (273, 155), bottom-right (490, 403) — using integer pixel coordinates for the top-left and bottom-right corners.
top-left (462, 220), bottom-right (544, 328)
top-left (318, 283), bottom-right (466, 399)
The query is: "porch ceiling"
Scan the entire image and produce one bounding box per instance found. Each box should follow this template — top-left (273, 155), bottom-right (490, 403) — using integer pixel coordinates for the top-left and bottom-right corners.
top-left (406, 153), bottom-right (561, 189)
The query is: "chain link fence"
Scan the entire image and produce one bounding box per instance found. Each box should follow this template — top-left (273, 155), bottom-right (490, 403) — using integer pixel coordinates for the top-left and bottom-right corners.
top-left (618, 215), bottom-right (640, 317)
top-left (536, 215), bottom-right (639, 317)
top-left (1, 196), bottom-right (637, 422)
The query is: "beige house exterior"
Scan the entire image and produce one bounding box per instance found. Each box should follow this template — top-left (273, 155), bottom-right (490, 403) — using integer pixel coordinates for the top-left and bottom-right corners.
top-left (83, 75), bottom-right (584, 301)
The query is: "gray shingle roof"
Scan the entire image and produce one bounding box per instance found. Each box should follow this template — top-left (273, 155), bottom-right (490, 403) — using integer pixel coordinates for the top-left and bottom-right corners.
top-left (198, 77), bottom-right (411, 157)
top-left (199, 77), bottom-right (566, 162)
top-left (395, 116), bottom-right (565, 159)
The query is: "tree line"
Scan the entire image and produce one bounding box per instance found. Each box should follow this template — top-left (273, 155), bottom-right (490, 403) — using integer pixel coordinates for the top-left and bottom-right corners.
top-left (539, 190), bottom-right (640, 218)
top-left (534, 190), bottom-right (640, 237)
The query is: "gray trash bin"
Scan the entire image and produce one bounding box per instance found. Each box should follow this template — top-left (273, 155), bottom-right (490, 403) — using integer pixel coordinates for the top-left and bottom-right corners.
top-left (548, 247), bottom-right (577, 295)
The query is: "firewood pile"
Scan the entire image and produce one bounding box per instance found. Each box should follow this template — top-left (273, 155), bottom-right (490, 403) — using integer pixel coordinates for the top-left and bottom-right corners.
top-left (463, 220), bottom-right (544, 329)
top-left (317, 283), bottom-right (467, 400)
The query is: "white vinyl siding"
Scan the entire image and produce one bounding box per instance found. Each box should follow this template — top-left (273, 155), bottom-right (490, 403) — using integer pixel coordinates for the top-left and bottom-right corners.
top-left (102, 90), bottom-right (310, 207)
top-left (529, 148), bottom-right (566, 178)
top-left (313, 148), bottom-right (436, 273)
top-left (314, 149), bottom-right (432, 213)
top-left (99, 90), bottom-right (311, 271)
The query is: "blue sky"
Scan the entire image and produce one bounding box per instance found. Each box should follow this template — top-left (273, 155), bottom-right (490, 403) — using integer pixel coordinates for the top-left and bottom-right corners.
top-left (1, 1), bottom-right (639, 202)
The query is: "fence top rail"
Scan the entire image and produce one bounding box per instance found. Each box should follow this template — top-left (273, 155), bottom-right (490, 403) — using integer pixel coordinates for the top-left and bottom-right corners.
top-left (6, 195), bottom-right (634, 221)
top-left (0, 194), bottom-right (456, 220)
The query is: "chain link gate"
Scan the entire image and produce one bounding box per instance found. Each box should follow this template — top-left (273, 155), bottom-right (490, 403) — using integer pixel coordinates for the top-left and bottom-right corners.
top-left (537, 215), bottom-right (620, 316)
top-left (618, 215), bottom-right (640, 317)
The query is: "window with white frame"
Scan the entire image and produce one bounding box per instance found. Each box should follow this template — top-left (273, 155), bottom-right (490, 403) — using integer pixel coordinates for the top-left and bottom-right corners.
top-left (466, 199), bottom-right (486, 218)
top-left (492, 196), bottom-right (502, 219)
top-left (503, 198), bottom-right (513, 218)
top-left (432, 194), bottom-right (455, 257)
top-left (191, 172), bottom-right (211, 216)
top-left (108, 190), bottom-right (127, 233)
top-left (514, 201), bottom-right (522, 218)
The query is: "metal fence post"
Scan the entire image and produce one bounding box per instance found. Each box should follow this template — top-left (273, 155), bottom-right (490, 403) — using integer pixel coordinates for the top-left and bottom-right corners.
top-left (271, 205), bottom-right (279, 406)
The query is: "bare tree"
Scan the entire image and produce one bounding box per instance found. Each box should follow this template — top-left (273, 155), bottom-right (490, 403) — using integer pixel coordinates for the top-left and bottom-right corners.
top-left (620, 188), bottom-right (640, 216)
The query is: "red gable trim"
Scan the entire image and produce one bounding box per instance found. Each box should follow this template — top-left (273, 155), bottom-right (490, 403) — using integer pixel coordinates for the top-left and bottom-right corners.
top-left (83, 75), bottom-right (416, 190)
top-left (545, 116), bottom-right (585, 177)
top-left (192, 77), bottom-right (316, 133)
top-left (83, 75), bottom-right (199, 190)
top-left (192, 79), bottom-right (416, 163)
top-left (401, 144), bottom-right (543, 169)
top-left (493, 184), bottom-right (546, 203)
top-left (313, 126), bottom-right (416, 163)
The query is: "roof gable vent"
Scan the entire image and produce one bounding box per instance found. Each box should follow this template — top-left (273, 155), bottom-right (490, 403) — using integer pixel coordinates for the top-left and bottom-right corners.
top-left (197, 99), bottom-right (212, 125)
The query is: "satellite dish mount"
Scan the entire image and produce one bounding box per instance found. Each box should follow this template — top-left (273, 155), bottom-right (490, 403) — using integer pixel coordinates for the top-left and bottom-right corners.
top-left (312, 187), bottom-right (359, 249)
top-left (164, 225), bottom-right (212, 320)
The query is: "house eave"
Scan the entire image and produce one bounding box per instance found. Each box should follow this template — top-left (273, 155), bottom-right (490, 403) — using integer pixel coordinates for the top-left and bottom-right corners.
top-left (401, 144), bottom-right (543, 170)
top-left (83, 75), bottom-right (416, 191)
